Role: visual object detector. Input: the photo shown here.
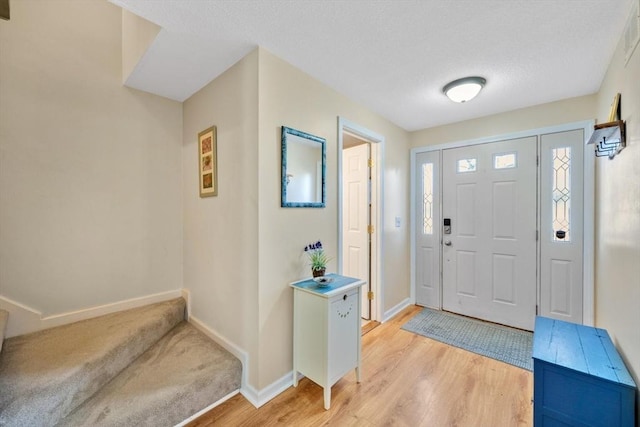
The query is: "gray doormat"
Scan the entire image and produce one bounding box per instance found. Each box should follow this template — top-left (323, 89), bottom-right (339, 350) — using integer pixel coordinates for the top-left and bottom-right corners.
top-left (402, 308), bottom-right (533, 370)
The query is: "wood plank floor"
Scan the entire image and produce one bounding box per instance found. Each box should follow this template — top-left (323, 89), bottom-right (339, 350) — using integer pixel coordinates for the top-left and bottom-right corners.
top-left (361, 320), bottom-right (380, 335)
top-left (188, 305), bottom-right (533, 427)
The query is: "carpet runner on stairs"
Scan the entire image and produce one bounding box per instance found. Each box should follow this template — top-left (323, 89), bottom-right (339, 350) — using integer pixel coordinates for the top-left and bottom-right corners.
top-left (0, 298), bottom-right (242, 427)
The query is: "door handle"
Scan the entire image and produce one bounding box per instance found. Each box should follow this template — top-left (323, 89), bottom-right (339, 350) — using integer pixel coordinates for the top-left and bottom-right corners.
top-left (444, 240), bottom-right (452, 246)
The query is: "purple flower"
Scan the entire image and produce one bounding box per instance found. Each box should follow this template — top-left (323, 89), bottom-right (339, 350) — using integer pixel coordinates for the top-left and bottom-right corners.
top-left (304, 240), bottom-right (323, 252)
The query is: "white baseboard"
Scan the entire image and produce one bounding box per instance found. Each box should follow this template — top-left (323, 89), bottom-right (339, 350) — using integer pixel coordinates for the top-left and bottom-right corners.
top-left (174, 389), bottom-right (239, 427)
top-left (383, 297), bottom-right (412, 323)
top-left (0, 290), bottom-right (183, 338)
top-left (0, 296), bottom-right (42, 338)
top-left (241, 371), bottom-right (295, 408)
top-left (181, 288), bottom-right (191, 320)
top-left (188, 315), bottom-right (294, 409)
top-left (188, 315), bottom-right (251, 394)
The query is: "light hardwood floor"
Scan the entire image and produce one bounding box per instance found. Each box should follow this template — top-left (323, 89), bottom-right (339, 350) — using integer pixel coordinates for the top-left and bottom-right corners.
top-left (188, 305), bottom-right (533, 427)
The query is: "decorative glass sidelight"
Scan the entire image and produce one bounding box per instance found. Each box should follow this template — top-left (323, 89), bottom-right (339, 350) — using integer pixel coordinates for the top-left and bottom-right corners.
top-left (422, 163), bottom-right (434, 234)
top-left (552, 147), bottom-right (571, 241)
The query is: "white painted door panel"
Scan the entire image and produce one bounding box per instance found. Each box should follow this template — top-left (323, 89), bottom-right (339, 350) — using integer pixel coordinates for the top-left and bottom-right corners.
top-left (442, 137), bottom-right (537, 330)
top-left (415, 151), bottom-right (441, 308)
top-left (540, 129), bottom-right (584, 324)
top-left (342, 144), bottom-right (370, 319)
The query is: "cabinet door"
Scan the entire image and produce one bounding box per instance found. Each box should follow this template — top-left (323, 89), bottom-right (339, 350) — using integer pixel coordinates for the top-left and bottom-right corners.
top-left (328, 289), bottom-right (359, 385)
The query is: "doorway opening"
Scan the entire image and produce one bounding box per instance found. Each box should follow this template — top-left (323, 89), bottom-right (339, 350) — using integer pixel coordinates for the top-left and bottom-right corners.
top-left (338, 117), bottom-right (384, 324)
top-left (411, 121), bottom-right (595, 330)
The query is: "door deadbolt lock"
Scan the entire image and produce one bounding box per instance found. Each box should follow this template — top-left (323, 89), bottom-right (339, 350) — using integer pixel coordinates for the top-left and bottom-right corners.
top-left (443, 218), bottom-right (451, 234)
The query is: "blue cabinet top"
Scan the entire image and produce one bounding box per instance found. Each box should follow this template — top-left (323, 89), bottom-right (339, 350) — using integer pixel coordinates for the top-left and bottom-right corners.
top-left (290, 274), bottom-right (365, 297)
top-left (533, 316), bottom-right (636, 388)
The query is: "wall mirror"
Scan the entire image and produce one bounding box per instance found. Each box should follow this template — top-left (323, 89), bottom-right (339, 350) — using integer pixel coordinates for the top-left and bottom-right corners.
top-left (281, 126), bottom-right (326, 208)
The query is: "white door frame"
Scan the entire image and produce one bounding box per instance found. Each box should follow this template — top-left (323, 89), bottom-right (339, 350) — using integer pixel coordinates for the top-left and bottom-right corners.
top-left (410, 120), bottom-right (595, 326)
top-left (338, 117), bottom-right (384, 322)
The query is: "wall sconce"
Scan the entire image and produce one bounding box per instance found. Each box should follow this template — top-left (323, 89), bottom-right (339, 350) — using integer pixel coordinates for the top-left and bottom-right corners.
top-left (443, 76), bottom-right (486, 103)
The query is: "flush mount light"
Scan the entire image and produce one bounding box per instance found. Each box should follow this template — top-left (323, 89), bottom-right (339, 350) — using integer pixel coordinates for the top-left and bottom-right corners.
top-left (443, 76), bottom-right (486, 103)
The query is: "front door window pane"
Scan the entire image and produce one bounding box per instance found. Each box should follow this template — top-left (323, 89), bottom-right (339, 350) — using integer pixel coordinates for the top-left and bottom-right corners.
top-left (494, 153), bottom-right (517, 169)
top-left (457, 158), bottom-right (477, 173)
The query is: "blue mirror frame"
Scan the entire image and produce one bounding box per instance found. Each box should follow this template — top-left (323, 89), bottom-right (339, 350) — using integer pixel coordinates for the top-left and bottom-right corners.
top-left (281, 126), bottom-right (326, 208)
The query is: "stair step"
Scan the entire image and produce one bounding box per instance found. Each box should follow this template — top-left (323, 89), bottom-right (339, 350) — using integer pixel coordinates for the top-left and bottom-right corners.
top-left (59, 321), bottom-right (242, 426)
top-left (0, 298), bottom-right (185, 427)
top-left (0, 309), bottom-right (8, 353)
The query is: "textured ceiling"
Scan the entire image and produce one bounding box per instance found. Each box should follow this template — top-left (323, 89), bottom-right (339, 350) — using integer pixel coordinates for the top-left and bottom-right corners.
top-left (111, 0), bottom-right (633, 131)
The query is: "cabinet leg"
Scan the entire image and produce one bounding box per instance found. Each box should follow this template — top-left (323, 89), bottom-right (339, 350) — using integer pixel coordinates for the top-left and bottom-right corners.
top-left (323, 387), bottom-right (331, 410)
top-left (292, 371), bottom-right (298, 387)
top-left (355, 366), bottom-right (361, 383)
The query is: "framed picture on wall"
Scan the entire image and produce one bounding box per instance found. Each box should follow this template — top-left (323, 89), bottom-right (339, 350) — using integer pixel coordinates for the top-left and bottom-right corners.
top-left (198, 126), bottom-right (217, 197)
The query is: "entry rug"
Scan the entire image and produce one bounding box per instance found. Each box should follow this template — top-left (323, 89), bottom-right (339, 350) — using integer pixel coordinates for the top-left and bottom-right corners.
top-left (402, 308), bottom-right (533, 370)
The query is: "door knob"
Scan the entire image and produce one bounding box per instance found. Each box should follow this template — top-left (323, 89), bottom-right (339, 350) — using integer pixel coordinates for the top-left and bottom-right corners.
top-left (444, 240), bottom-right (452, 246)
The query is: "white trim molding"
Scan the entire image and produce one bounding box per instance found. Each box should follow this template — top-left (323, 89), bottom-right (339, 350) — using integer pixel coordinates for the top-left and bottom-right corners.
top-left (187, 314), bottom-right (294, 408)
top-left (383, 297), bottom-right (412, 323)
top-left (337, 116), bottom-right (385, 323)
top-left (0, 289), bottom-right (183, 338)
top-left (0, 295), bottom-right (42, 338)
top-left (181, 288), bottom-right (192, 320)
top-left (242, 371), bottom-right (297, 408)
top-left (187, 316), bottom-right (255, 402)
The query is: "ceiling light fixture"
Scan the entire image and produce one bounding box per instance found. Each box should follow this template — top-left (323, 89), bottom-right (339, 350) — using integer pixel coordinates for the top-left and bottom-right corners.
top-left (443, 76), bottom-right (486, 103)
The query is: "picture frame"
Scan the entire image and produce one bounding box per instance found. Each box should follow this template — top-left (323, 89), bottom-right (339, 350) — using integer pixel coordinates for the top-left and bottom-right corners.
top-left (608, 93), bottom-right (621, 122)
top-left (198, 126), bottom-right (217, 197)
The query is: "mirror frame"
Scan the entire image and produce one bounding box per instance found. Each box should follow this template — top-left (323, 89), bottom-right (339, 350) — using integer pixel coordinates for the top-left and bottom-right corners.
top-left (281, 126), bottom-right (326, 208)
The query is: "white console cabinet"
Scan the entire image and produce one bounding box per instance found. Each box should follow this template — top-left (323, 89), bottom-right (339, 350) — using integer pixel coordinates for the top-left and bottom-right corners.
top-left (290, 274), bottom-right (366, 410)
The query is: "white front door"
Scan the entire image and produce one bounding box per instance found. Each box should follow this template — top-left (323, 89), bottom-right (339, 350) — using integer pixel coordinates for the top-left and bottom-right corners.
top-left (415, 151), bottom-right (441, 308)
top-left (540, 129), bottom-right (584, 324)
top-left (442, 137), bottom-right (538, 330)
top-left (342, 143), bottom-right (370, 319)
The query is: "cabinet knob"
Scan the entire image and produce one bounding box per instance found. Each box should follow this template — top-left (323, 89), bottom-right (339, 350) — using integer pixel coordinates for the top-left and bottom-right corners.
top-left (343, 294), bottom-right (347, 301)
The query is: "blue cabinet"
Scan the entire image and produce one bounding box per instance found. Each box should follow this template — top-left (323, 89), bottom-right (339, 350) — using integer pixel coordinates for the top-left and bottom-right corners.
top-left (533, 316), bottom-right (636, 426)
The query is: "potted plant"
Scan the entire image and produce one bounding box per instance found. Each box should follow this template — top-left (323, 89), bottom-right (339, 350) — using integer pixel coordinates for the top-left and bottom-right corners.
top-left (304, 241), bottom-right (331, 277)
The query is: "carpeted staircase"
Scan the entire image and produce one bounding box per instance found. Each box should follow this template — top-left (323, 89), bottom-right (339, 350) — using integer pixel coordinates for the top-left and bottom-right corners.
top-left (0, 298), bottom-right (241, 427)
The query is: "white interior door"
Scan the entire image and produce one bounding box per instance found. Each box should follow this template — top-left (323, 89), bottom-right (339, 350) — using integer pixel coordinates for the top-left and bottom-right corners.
top-left (442, 137), bottom-right (538, 330)
top-left (415, 151), bottom-right (441, 308)
top-left (342, 143), bottom-right (370, 319)
top-left (540, 129), bottom-right (584, 324)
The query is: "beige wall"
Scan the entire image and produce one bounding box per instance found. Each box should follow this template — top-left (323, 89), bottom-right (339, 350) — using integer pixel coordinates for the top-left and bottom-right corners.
top-left (0, 0), bottom-right (183, 315)
top-left (122, 9), bottom-right (161, 84)
top-left (182, 50), bottom-right (260, 386)
top-left (182, 48), bottom-right (410, 392)
top-left (410, 95), bottom-right (596, 147)
top-left (256, 49), bottom-right (410, 389)
top-left (593, 31), bottom-right (640, 397)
